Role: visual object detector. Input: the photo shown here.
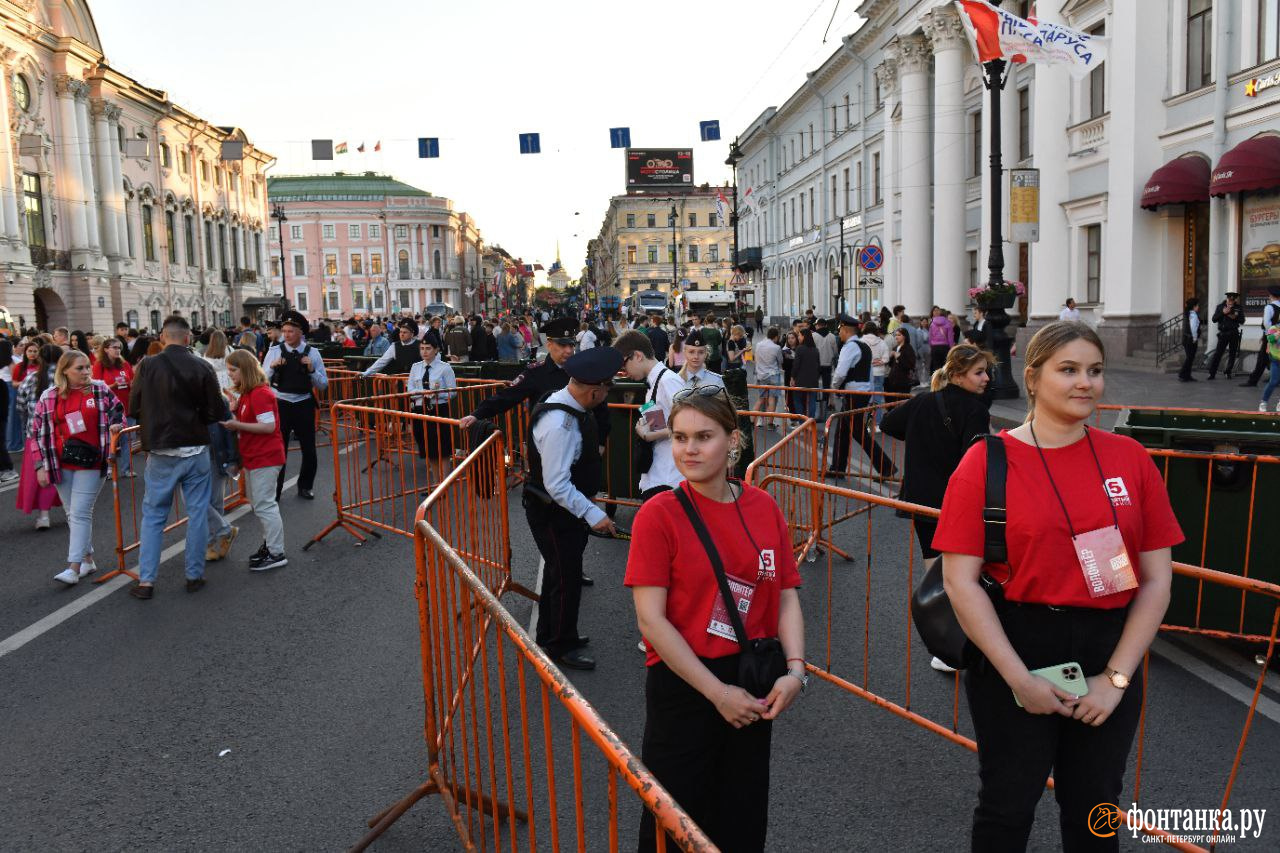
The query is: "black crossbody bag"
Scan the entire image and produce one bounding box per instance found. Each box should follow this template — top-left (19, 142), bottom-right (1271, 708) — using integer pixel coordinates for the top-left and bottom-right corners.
top-left (909, 434), bottom-right (1009, 670)
top-left (674, 484), bottom-right (788, 697)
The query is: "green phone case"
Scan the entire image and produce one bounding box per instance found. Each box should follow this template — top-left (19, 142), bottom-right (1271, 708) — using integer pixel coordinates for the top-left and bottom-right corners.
top-left (1014, 661), bottom-right (1089, 708)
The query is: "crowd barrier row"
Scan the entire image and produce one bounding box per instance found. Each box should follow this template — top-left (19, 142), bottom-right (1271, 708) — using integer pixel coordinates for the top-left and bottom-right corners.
top-left (354, 432), bottom-right (714, 852)
top-left (756, 473), bottom-right (1279, 853)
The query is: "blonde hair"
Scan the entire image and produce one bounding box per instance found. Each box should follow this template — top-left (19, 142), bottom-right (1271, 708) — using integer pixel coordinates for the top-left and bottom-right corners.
top-left (929, 344), bottom-right (996, 391)
top-left (205, 329), bottom-right (228, 359)
top-left (226, 348), bottom-right (268, 394)
top-left (53, 350), bottom-right (90, 397)
top-left (1022, 321), bottom-right (1106, 421)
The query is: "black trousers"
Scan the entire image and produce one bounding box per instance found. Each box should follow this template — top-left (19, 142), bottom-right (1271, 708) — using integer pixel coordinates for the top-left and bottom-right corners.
top-left (1206, 331), bottom-right (1240, 378)
top-left (638, 655), bottom-right (772, 853)
top-left (409, 401), bottom-right (454, 459)
top-left (829, 399), bottom-right (895, 476)
top-left (275, 396), bottom-right (318, 496)
top-left (964, 605), bottom-right (1142, 853)
top-left (930, 344), bottom-right (950, 372)
top-left (525, 499), bottom-right (588, 656)
top-left (0, 382), bottom-right (12, 472)
top-left (1178, 339), bottom-right (1197, 380)
top-left (1246, 335), bottom-right (1271, 385)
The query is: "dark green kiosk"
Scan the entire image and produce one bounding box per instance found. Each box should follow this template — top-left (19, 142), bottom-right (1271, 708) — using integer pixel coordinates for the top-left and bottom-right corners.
top-left (1113, 408), bottom-right (1280, 638)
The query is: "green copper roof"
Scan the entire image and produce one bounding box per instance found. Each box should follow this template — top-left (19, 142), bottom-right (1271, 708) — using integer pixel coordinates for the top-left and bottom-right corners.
top-left (267, 173), bottom-right (432, 201)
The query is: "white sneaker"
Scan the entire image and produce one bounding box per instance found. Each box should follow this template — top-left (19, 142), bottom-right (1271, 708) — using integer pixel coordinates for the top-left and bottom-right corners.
top-left (78, 560), bottom-right (97, 578)
top-left (54, 568), bottom-right (79, 585)
top-left (637, 639), bottom-right (647, 653)
top-left (35, 513), bottom-right (50, 530)
top-left (930, 655), bottom-right (957, 673)
top-left (1260, 401), bottom-right (1269, 413)
top-left (0, 470), bottom-right (18, 483)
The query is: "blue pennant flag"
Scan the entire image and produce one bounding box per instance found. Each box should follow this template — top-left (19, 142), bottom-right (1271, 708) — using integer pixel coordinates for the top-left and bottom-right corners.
top-left (417, 138), bottom-right (440, 158)
top-left (609, 127), bottom-right (631, 149)
top-left (699, 120), bottom-right (721, 142)
top-left (519, 132), bottom-right (541, 154)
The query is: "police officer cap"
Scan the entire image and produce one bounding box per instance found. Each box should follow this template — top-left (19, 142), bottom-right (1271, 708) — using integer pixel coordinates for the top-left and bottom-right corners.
top-left (398, 317), bottom-right (420, 336)
top-left (280, 311), bottom-right (310, 335)
top-left (542, 316), bottom-right (578, 342)
top-left (565, 347), bottom-right (623, 384)
top-left (684, 329), bottom-right (707, 348)
top-left (838, 313), bottom-right (860, 328)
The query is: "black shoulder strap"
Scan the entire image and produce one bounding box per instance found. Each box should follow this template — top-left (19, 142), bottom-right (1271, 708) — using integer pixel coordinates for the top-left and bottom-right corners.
top-left (982, 435), bottom-right (1008, 565)
top-left (673, 484), bottom-right (749, 649)
top-left (648, 367), bottom-right (668, 405)
top-left (933, 390), bottom-right (957, 441)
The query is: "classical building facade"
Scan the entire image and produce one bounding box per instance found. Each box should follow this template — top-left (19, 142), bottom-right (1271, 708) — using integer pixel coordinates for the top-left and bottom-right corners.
top-left (735, 0), bottom-right (1280, 362)
top-left (589, 185), bottom-right (735, 303)
top-left (0, 0), bottom-right (275, 333)
top-left (266, 172), bottom-right (495, 319)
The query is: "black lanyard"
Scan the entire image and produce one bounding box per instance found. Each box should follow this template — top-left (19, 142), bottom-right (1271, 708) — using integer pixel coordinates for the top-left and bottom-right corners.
top-left (1027, 422), bottom-right (1120, 538)
top-left (684, 479), bottom-right (768, 579)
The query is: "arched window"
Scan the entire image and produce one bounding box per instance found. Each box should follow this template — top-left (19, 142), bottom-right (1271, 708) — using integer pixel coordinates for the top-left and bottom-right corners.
top-left (149, 310), bottom-right (161, 333)
top-left (126, 309), bottom-right (139, 330)
top-left (433, 249), bottom-right (442, 279)
top-left (398, 249), bottom-right (410, 279)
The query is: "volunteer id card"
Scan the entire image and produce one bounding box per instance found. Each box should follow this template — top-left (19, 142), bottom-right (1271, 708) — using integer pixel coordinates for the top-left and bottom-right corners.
top-left (1073, 525), bottom-right (1138, 598)
top-left (707, 576), bottom-right (755, 641)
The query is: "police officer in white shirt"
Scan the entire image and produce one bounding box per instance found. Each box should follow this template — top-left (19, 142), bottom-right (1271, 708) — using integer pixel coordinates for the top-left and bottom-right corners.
top-left (615, 331), bottom-right (686, 502)
top-left (406, 337), bottom-right (457, 460)
top-left (827, 314), bottom-right (896, 480)
top-left (263, 312), bottom-right (329, 500)
top-left (676, 329), bottom-right (725, 390)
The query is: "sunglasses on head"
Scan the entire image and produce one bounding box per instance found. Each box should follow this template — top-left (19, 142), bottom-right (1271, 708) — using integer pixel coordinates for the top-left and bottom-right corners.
top-left (672, 384), bottom-right (731, 404)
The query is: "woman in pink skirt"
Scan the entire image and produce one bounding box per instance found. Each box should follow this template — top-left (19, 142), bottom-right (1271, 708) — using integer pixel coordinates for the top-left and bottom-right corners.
top-left (15, 343), bottom-right (63, 529)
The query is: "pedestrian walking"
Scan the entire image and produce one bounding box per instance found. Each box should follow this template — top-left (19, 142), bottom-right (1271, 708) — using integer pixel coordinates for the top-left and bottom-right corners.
top-left (264, 312), bottom-right (329, 500)
top-left (753, 327), bottom-right (784, 427)
top-left (826, 315), bottom-right (896, 480)
top-left (1258, 314), bottom-right (1280, 413)
top-left (753, 305), bottom-right (764, 337)
top-left (928, 307), bottom-right (954, 372)
top-left (91, 337), bottom-right (135, 476)
top-left (933, 321), bottom-right (1182, 851)
top-left (789, 329), bottom-right (820, 420)
top-left (523, 347), bottom-right (621, 671)
top-left (1241, 285), bottom-right (1280, 388)
top-left (1177, 297), bottom-right (1201, 382)
top-left (8, 339), bottom-right (39, 452)
top-left (1206, 292), bottom-right (1243, 380)
top-left (883, 328), bottom-right (917, 395)
top-left (860, 322), bottom-right (889, 425)
top-left (222, 350), bottom-right (288, 571)
top-left (128, 315), bottom-right (228, 600)
top-left (15, 343), bottom-right (63, 529)
top-left (626, 388), bottom-right (805, 853)
top-left (30, 350), bottom-right (124, 585)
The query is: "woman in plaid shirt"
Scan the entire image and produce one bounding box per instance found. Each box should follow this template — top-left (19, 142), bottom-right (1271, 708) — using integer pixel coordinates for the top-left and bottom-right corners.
top-left (30, 350), bottom-right (123, 586)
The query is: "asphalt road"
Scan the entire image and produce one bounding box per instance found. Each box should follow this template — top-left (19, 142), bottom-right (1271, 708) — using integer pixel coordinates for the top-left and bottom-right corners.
top-left (1, 431), bottom-right (1278, 852)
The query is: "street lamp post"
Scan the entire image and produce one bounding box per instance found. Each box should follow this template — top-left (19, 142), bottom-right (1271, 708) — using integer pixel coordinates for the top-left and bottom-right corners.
top-left (669, 203), bottom-right (678, 295)
top-left (725, 140), bottom-right (743, 271)
top-left (982, 1), bottom-right (1019, 399)
top-left (271, 203), bottom-right (289, 313)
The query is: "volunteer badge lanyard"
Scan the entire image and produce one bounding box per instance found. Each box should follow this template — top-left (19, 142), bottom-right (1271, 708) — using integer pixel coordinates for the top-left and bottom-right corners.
top-left (691, 482), bottom-right (777, 642)
top-left (1028, 423), bottom-right (1138, 598)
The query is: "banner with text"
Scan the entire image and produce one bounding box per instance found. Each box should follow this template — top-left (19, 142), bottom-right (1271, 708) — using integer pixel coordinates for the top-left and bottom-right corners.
top-left (954, 0), bottom-right (1108, 78)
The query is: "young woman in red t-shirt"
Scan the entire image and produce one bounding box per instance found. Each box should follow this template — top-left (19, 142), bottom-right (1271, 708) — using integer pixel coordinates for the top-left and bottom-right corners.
top-left (625, 388), bottom-right (805, 853)
top-left (92, 338), bottom-right (135, 476)
top-left (934, 322), bottom-right (1183, 851)
top-left (223, 349), bottom-right (287, 571)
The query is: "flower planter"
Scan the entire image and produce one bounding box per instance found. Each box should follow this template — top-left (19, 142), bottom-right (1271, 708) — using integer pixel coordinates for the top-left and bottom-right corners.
top-left (977, 291), bottom-right (1017, 310)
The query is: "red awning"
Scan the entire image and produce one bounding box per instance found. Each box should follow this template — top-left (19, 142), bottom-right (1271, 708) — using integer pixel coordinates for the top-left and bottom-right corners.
top-left (1140, 155), bottom-right (1210, 210)
top-left (1209, 135), bottom-right (1280, 197)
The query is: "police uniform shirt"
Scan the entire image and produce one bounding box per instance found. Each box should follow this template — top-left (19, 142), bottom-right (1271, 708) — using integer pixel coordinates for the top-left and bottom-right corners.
top-left (640, 361), bottom-right (688, 492)
top-left (680, 367), bottom-right (725, 390)
top-left (406, 354), bottom-right (457, 408)
top-left (362, 339), bottom-right (418, 376)
top-left (532, 387), bottom-right (607, 527)
top-left (263, 341), bottom-right (330, 403)
top-left (832, 337), bottom-right (873, 393)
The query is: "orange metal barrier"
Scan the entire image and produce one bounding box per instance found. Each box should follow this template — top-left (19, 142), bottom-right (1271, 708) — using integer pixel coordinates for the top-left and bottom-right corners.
top-left (353, 433), bottom-right (714, 852)
top-left (757, 473), bottom-right (1279, 852)
top-left (102, 425), bottom-right (248, 584)
top-left (742, 413), bottom-right (820, 560)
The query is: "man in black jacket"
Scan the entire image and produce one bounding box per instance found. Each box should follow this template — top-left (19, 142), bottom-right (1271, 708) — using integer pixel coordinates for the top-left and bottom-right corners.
top-left (128, 315), bottom-right (228, 599)
top-left (1207, 292), bottom-right (1243, 380)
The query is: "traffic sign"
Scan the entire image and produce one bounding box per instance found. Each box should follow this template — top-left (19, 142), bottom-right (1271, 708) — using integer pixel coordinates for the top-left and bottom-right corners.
top-left (858, 245), bottom-right (884, 271)
top-left (730, 272), bottom-right (748, 287)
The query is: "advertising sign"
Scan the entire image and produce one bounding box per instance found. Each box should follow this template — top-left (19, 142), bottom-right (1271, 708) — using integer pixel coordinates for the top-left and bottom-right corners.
top-left (626, 148), bottom-right (694, 190)
top-left (1009, 169), bottom-right (1040, 243)
top-left (1241, 190), bottom-right (1280, 315)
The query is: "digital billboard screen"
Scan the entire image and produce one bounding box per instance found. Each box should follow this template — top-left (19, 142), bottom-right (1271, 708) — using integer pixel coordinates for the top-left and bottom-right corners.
top-left (626, 149), bottom-right (694, 191)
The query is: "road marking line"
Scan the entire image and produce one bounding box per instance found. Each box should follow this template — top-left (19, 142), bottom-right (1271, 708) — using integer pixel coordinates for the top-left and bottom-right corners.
top-left (527, 557), bottom-right (544, 637)
top-left (1171, 633), bottom-right (1280, 689)
top-left (0, 475), bottom-right (297, 660)
top-left (1150, 636), bottom-right (1280, 725)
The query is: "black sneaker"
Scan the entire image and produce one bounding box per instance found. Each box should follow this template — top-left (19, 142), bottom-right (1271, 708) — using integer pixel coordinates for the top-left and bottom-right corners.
top-left (248, 541), bottom-right (270, 568)
top-left (250, 552), bottom-right (288, 572)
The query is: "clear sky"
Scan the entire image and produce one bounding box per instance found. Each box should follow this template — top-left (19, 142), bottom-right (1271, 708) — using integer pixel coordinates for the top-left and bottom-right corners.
top-left (90, 0), bottom-right (865, 274)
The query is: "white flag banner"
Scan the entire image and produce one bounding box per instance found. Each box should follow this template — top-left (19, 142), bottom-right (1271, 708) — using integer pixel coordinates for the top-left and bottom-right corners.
top-left (953, 0), bottom-right (1107, 78)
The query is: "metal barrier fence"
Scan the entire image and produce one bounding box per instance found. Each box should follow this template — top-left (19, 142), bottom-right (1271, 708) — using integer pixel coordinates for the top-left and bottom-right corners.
top-left (101, 424), bottom-right (248, 584)
top-left (354, 433), bottom-right (714, 852)
top-left (757, 473), bottom-right (1280, 852)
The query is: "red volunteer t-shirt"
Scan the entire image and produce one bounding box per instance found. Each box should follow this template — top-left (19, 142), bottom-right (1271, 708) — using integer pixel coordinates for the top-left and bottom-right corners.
top-left (932, 429), bottom-right (1184, 609)
top-left (625, 483), bottom-right (801, 666)
top-left (235, 385), bottom-right (285, 469)
top-left (55, 389), bottom-right (100, 470)
top-left (92, 361), bottom-right (133, 417)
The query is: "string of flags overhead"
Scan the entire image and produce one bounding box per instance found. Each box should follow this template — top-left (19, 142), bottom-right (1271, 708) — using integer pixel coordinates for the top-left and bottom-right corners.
top-left (307, 119), bottom-right (722, 161)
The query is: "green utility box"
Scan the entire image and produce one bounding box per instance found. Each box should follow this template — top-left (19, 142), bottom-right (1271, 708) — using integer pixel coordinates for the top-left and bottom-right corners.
top-left (606, 380), bottom-right (649, 502)
top-left (479, 361), bottom-right (528, 382)
top-left (1113, 408), bottom-right (1280, 639)
top-left (313, 343), bottom-right (346, 361)
top-left (343, 355), bottom-right (379, 374)
top-left (452, 363), bottom-right (483, 382)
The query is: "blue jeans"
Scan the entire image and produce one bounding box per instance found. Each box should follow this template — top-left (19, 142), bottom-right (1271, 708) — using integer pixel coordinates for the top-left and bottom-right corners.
top-left (205, 447), bottom-right (231, 547)
top-left (791, 390), bottom-right (818, 420)
top-left (139, 451), bottom-right (212, 583)
top-left (1263, 361), bottom-right (1280, 404)
top-left (54, 468), bottom-right (105, 565)
top-left (117, 416), bottom-right (137, 474)
top-left (871, 375), bottom-right (885, 424)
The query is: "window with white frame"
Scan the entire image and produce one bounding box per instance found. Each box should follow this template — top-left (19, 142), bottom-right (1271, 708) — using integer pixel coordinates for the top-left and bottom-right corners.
top-left (348, 224), bottom-right (361, 240)
top-left (1186, 0), bottom-right (1213, 92)
top-left (370, 223), bottom-right (381, 239)
top-left (373, 288), bottom-right (384, 310)
top-left (1085, 224), bottom-right (1102, 303)
top-left (395, 225), bottom-right (408, 239)
top-left (295, 288), bottom-right (309, 312)
top-left (647, 245), bottom-right (658, 264)
top-left (370, 253), bottom-right (383, 275)
top-left (325, 254), bottom-right (337, 276)
top-left (1262, 0), bottom-right (1280, 63)
top-left (322, 224), bottom-right (335, 240)
top-left (327, 289), bottom-right (340, 312)
top-left (708, 244), bottom-right (720, 263)
top-left (872, 153), bottom-right (882, 204)
top-left (1019, 87), bottom-right (1032, 159)
top-left (269, 225), bottom-right (277, 241)
top-left (290, 225), bottom-right (302, 241)
top-left (1087, 24), bottom-right (1105, 119)
top-left (353, 288), bottom-right (366, 310)
top-left (688, 244), bottom-right (699, 262)
top-left (271, 256), bottom-right (280, 278)
top-left (293, 255), bottom-right (306, 277)
top-left (350, 253), bottom-right (363, 275)
top-left (971, 111), bottom-right (983, 176)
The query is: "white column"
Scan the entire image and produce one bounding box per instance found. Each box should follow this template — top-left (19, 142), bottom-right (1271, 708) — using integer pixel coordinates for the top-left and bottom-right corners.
top-left (73, 87), bottom-right (100, 252)
top-left (0, 49), bottom-right (21, 241)
top-left (54, 75), bottom-right (89, 251)
top-left (108, 108), bottom-right (127, 257)
top-left (1028, 70), bottom-right (1071, 321)
top-left (924, 7), bottom-right (968, 313)
top-left (91, 99), bottom-right (119, 258)
top-left (875, 57), bottom-right (899, 308)
top-left (895, 34), bottom-right (933, 316)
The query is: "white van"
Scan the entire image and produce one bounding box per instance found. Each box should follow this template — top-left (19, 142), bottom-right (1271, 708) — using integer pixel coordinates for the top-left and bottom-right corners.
top-left (425, 302), bottom-right (456, 318)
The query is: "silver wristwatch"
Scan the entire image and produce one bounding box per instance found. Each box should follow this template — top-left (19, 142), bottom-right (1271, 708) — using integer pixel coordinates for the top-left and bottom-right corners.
top-left (786, 669), bottom-right (809, 692)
